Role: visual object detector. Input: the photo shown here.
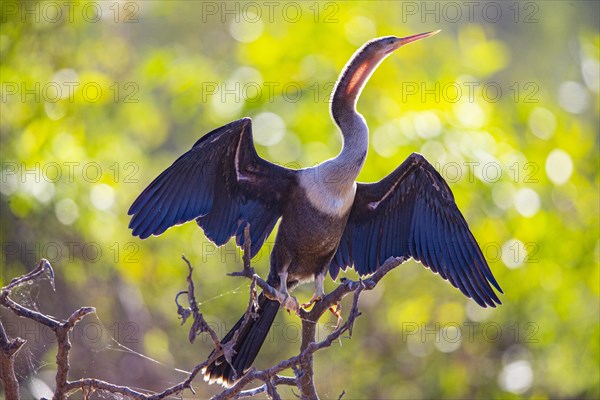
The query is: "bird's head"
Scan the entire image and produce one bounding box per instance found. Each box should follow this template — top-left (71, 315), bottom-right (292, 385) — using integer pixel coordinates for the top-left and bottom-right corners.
top-left (332, 29), bottom-right (440, 118)
top-left (376, 30), bottom-right (441, 56)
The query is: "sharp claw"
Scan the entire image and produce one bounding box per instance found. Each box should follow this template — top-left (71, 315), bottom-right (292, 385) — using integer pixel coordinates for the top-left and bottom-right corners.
top-left (276, 291), bottom-right (300, 315)
top-left (301, 295), bottom-right (322, 310)
top-left (329, 303), bottom-right (343, 329)
top-left (286, 296), bottom-right (300, 315)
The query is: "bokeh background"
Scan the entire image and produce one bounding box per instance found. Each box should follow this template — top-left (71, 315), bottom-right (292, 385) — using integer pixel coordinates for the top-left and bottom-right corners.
top-left (1, 1), bottom-right (599, 399)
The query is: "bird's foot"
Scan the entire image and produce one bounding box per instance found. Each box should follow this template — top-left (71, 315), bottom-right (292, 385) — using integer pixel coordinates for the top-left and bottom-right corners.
top-left (329, 302), bottom-right (343, 329)
top-left (302, 273), bottom-right (326, 310)
top-left (275, 291), bottom-right (299, 315)
top-left (301, 294), bottom-right (323, 310)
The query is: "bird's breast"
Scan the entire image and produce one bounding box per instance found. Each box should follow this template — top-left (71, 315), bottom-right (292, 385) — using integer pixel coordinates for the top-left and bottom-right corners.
top-left (298, 171), bottom-right (356, 217)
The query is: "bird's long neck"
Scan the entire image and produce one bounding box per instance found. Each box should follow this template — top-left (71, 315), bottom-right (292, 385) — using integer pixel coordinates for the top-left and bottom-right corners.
top-left (329, 42), bottom-right (390, 182)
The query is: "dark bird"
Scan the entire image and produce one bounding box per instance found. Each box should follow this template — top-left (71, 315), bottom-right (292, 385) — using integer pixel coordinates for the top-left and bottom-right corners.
top-left (128, 30), bottom-right (503, 387)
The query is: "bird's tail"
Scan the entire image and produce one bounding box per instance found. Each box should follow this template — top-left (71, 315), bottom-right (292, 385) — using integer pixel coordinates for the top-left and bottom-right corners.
top-left (202, 293), bottom-right (280, 387)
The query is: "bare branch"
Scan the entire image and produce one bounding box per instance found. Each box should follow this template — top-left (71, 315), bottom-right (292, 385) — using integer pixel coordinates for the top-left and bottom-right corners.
top-left (0, 319), bottom-right (25, 400)
top-left (144, 363), bottom-right (207, 400)
top-left (233, 376), bottom-right (298, 400)
top-left (265, 378), bottom-right (282, 400)
top-left (228, 225), bottom-right (281, 304)
top-left (235, 384), bottom-right (267, 399)
top-left (228, 224), bottom-right (254, 278)
top-left (3, 258), bottom-right (54, 292)
top-left (180, 254), bottom-right (222, 348)
top-left (54, 307), bottom-right (96, 400)
top-left (0, 259), bottom-right (219, 400)
top-left (0, 247), bottom-right (404, 400)
top-left (0, 259), bottom-right (61, 329)
top-left (0, 260), bottom-right (98, 400)
top-left (63, 378), bottom-right (150, 399)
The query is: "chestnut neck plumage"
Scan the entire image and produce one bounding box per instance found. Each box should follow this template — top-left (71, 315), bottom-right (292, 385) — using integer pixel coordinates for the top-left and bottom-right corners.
top-left (328, 39), bottom-right (395, 184)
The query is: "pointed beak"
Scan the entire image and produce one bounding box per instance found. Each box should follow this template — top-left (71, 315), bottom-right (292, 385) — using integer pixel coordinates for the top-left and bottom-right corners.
top-left (385, 30), bottom-right (441, 53)
top-left (399, 30), bottom-right (441, 45)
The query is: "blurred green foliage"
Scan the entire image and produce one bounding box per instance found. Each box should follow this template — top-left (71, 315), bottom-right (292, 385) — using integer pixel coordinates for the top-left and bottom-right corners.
top-left (1, 1), bottom-right (598, 399)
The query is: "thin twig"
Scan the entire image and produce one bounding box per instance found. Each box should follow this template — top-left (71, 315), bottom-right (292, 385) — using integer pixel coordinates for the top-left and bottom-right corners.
top-left (181, 254), bottom-right (221, 348)
top-left (228, 225), bottom-right (281, 304)
top-left (3, 258), bottom-right (54, 292)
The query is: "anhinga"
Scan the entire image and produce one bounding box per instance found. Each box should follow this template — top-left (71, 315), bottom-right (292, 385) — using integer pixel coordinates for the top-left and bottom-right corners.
top-left (128, 30), bottom-right (503, 387)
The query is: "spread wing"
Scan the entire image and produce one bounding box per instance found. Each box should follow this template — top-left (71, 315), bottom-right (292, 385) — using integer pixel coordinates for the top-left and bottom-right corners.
top-left (330, 153), bottom-right (502, 307)
top-left (128, 118), bottom-right (296, 257)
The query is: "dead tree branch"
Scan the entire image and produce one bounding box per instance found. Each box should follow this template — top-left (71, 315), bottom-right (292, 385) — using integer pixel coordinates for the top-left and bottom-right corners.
top-left (0, 259), bottom-right (96, 400)
top-left (0, 226), bottom-right (403, 399)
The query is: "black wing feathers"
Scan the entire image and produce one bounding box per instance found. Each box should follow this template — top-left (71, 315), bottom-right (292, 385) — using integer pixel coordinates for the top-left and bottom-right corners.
top-left (330, 152), bottom-right (502, 307)
top-left (128, 118), bottom-right (295, 258)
